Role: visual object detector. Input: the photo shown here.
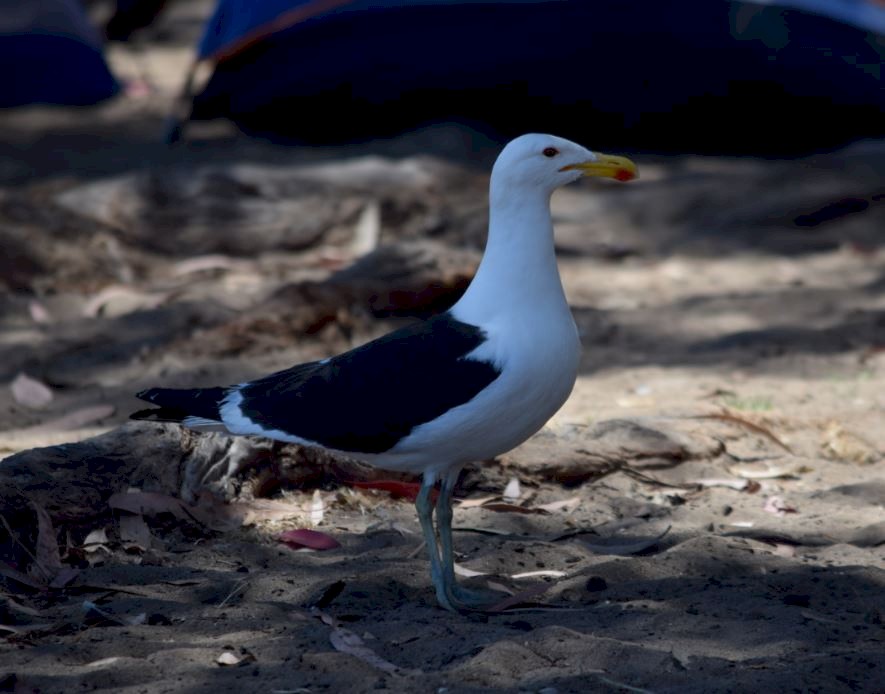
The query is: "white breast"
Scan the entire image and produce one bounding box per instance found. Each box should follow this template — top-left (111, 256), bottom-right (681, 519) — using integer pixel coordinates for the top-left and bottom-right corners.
top-left (373, 307), bottom-right (581, 475)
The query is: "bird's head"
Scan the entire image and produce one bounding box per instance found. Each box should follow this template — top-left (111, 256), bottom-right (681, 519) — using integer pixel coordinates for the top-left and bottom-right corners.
top-left (491, 133), bottom-right (638, 197)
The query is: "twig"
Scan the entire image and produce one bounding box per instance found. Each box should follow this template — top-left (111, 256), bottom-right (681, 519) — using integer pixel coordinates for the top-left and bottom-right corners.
top-left (217, 578), bottom-right (250, 609)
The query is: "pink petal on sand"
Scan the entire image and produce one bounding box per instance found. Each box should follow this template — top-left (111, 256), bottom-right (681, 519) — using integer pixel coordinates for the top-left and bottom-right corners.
top-left (278, 529), bottom-right (340, 551)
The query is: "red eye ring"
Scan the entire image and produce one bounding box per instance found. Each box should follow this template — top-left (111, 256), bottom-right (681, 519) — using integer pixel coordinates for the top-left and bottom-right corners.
top-left (543, 147), bottom-right (559, 158)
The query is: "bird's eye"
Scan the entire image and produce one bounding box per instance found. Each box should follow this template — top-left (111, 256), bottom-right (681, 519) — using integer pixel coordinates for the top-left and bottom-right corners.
top-left (543, 147), bottom-right (559, 158)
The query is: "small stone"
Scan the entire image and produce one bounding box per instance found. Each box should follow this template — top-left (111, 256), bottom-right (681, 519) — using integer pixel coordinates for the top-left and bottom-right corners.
top-left (783, 594), bottom-right (811, 607)
top-left (585, 576), bottom-right (608, 592)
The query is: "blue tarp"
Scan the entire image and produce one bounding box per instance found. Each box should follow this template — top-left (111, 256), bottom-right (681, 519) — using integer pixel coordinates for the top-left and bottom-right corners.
top-left (0, 0), bottom-right (119, 107)
top-left (188, 0), bottom-right (885, 154)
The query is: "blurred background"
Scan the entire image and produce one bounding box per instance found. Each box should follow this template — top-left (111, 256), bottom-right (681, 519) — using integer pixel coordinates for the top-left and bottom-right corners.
top-left (1, 4), bottom-right (884, 690)
top-left (1, 0), bottom-right (883, 449)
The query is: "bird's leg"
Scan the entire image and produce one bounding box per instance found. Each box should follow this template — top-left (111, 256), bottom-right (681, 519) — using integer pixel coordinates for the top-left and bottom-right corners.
top-left (415, 471), bottom-right (457, 611)
top-left (436, 468), bottom-right (501, 609)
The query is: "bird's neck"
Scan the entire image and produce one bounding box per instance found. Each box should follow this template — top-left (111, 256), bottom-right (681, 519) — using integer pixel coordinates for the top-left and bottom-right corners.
top-left (453, 187), bottom-right (570, 326)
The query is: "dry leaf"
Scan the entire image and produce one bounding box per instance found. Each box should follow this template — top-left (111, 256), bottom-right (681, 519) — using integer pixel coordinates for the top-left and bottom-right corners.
top-left (109, 491), bottom-right (188, 519)
top-left (278, 529), bottom-right (341, 551)
top-left (581, 525), bottom-right (671, 556)
top-left (309, 490), bottom-right (325, 526)
top-left (453, 563), bottom-right (487, 578)
top-left (329, 626), bottom-right (406, 675)
top-left (480, 503), bottom-right (549, 515)
top-left (314, 608), bottom-right (416, 674)
top-left (763, 496), bottom-right (798, 516)
top-left (119, 515), bottom-right (152, 552)
top-left (171, 254), bottom-right (244, 276)
top-left (215, 650), bottom-right (255, 667)
top-left (728, 461), bottom-right (799, 479)
top-left (31, 503), bottom-right (62, 579)
top-left (503, 477), bottom-right (521, 502)
top-left (457, 495), bottom-right (498, 509)
top-left (535, 497), bottom-right (581, 513)
top-left (692, 478), bottom-right (751, 491)
top-left (10, 373), bottom-right (53, 409)
top-left (0, 561), bottom-right (47, 590)
top-left (82, 285), bottom-right (168, 318)
top-left (510, 570), bottom-right (567, 579)
top-left (486, 582), bottom-right (553, 612)
top-left (82, 528), bottom-right (110, 549)
top-left (351, 200), bottom-right (381, 255)
top-left (28, 300), bottom-right (51, 324)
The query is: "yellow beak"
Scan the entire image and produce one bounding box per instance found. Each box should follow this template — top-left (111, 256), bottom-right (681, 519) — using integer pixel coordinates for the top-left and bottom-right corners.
top-left (560, 153), bottom-right (638, 182)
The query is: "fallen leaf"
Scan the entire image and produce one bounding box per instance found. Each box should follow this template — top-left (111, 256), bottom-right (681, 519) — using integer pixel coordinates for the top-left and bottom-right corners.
top-left (82, 528), bottom-right (110, 548)
top-left (456, 495), bottom-right (498, 509)
top-left (82, 600), bottom-right (124, 627)
top-left (29, 300), bottom-right (51, 324)
top-left (454, 563), bottom-right (487, 578)
top-left (82, 285), bottom-right (168, 318)
top-left (310, 490), bottom-right (325, 526)
top-left (486, 582), bottom-right (553, 612)
top-left (328, 625), bottom-right (407, 674)
top-left (693, 478), bottom-right (761, 493)
top-left (31, 504), bottom-right (62, 580)
top-left (480, 503), bottom-right (549, 515)
top-left (692, 478), bottom-right (751, 491)
top-left (581, 525), bottom-right (671, 556)
top-left (0, 561), bottom-right (47, 590)
top-left (503, 477), bottom-right (521, 502)
top-left (800, 609), bottom-right (842, 625)
top-left (10, 373), bottom-right (53, 410)
top-left (85, 657), bottom-right (126, 668)
top-left (535, 496), bottom-right (581, 513)
top-left (215, 649), bottom-right (255, 667)
top-left (3, 597), bottom-right (42, 617)
top-left (278, 529), bottom-right (341, 551)
top-left (510, 570), bottom-right (567, 580)
top-left (305, 580), bottom-right (346, 609)
top-left (171, 254), bottom-right (244, 276)
top-left (119, 514), bottom-right (152, 552)
top-left (108, 492), bottom-right (187, 519)
top-left (763, 496), bottom-right (798, 516)
top-left (351, 200), bottom-right (381, 255)
top-left (728, 461), bottom-right (800, 479)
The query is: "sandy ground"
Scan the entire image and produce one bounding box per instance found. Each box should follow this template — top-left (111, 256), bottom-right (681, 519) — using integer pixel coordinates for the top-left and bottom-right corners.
top-left (1, 5), bottom-right (884, 693)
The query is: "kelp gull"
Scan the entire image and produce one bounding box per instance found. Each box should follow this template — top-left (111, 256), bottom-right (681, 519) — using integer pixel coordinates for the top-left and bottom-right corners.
top-left (131, 133), bottom-right (638, 611)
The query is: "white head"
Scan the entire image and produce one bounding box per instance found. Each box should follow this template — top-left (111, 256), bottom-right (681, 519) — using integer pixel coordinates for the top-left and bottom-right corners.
top-left (491, 133), bottom-right (638, 199)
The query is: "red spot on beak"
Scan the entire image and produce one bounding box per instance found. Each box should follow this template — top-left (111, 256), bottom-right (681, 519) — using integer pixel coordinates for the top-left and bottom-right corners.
top-left (615, 169), bottom-right (635, 182)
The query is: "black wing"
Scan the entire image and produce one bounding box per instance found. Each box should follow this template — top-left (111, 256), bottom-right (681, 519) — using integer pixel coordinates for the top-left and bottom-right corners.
top-left (236, 312), bottom-right (501, 453)
top-left (134, 313), bottom-right (501, 454)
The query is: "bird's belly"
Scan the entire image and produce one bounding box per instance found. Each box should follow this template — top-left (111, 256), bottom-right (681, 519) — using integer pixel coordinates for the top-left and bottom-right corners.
top-left (377, 322), bottom-right (581, 474)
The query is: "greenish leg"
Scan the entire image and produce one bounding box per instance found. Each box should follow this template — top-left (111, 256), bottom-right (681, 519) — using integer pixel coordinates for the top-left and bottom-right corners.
top-left (415, 471), bottom-right (457, 612)
top-left (436, 468), bottom-right (500, 608)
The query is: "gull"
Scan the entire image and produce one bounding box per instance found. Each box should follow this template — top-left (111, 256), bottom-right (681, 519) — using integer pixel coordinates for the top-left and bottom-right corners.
top-left (132, 133), bottom-right (638, 611)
